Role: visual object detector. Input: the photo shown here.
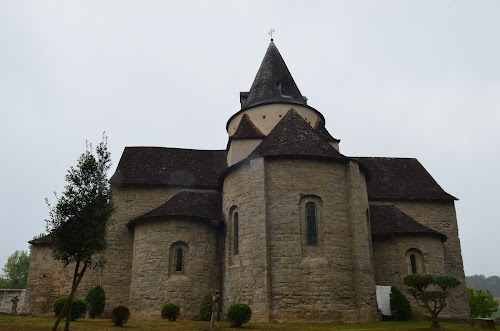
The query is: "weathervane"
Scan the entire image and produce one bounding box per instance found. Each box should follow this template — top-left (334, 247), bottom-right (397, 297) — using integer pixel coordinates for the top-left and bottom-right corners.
top-left (268, 29), bottom-right (275, 41)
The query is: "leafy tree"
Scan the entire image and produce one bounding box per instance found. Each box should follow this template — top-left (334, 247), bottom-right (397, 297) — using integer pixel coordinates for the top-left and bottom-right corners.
top-left (466, 274), bottom-right (500, 297)
top-left (45, 135), bottom-right (115, 331)
top-left (404, 274), bottom-right (460, 327)
top-left (468, 287), bottom-right (499, 318)
top-left (0, 250), bottom-right (30, 289)
top-left (199, 291), bottom-right (213, 321)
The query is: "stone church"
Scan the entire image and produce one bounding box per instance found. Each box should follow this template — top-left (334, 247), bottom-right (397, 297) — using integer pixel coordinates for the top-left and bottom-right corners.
top-left (25, 40), bottom-right (469, 322)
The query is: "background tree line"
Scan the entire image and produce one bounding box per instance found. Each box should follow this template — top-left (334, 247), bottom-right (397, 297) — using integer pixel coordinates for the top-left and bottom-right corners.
top-left (467, 275), bottom-right (500, 297)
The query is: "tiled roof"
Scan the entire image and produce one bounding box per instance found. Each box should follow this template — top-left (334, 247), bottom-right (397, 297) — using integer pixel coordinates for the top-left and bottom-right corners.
top-left (29, 235), bottom-right (52, 245)
top-left (315, 124), bottom-right (340, 143)
top-left (110, 147), bottom-right (227, 188)
top-left (370, 204), bottom-right (447, 241)
top-left (127, 191), bottom-right (221, 228)
top-left (241, 41), bottom-right (307, 110)
top-left (231, 114), bottom-right (266, 139)
top-left (248, 109), bottom-right (348, 160)
top-left (352, 157), bottom-right (456, 201)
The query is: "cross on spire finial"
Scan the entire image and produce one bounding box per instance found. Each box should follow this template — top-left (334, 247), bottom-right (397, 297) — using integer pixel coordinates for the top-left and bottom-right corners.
top-left (268, 29), bottom-right (275, 41)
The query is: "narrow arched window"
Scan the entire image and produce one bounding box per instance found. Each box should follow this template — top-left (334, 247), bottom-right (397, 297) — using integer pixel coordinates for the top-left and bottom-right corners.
top-left (410, 253), bottom-right (418, 274)
top-left (175, 248), bottom-right (184, 272)
top-left (306, 202), bottom-right (318, 246)
top-left (233, 212), bottom-right (239, 255)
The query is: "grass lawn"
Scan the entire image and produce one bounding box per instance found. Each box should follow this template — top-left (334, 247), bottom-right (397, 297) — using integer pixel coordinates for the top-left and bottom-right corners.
top-left (0, 316), bottom-right (476, 331)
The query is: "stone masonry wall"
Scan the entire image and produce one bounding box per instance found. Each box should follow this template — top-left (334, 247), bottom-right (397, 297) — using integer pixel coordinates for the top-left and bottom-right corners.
top-left (391, 200), bottom-right (470, 321)
top-left (263, 158), bottom-right (377, 323)
top-left (129, 218), bottom-right (219, 319)
top-left (0, 289), bottom-right (25, 315)
top-left (222, 158), bottom-right (271, 322)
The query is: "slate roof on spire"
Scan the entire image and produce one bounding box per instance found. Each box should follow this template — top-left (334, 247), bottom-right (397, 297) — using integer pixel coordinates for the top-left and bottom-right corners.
top-left (248, 109), bottom-right (347, 160)
top-left (242, 41), bottom-right (307, 110)
top-left (369, 203), bottom-right (447, 242)
top-left (231, 114), bottom-right (266, 139)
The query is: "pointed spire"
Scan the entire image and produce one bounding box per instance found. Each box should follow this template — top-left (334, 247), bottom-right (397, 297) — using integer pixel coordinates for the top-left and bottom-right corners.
top-left (242, 41), bottom-right (307, 110)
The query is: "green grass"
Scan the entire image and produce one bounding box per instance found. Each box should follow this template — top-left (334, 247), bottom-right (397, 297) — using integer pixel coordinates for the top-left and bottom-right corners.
top-left (0, 315), bottom-right (475, 330)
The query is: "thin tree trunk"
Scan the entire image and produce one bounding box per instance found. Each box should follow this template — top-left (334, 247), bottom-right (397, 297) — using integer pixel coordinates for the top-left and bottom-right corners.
top-left (64, 260), bottom-right (80, 331)
top-left (52, 262), bottom-right (87, 331)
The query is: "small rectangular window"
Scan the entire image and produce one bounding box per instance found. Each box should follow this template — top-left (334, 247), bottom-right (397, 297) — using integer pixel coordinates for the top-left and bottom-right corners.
top-left (233, 212), bottom-right (239, 255)
top-left (306, 202), bottom-right (318, 246)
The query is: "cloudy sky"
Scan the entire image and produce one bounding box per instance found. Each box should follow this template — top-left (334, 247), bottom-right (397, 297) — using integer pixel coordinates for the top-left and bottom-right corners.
top-left (0, 1), bottom-right (498, 278)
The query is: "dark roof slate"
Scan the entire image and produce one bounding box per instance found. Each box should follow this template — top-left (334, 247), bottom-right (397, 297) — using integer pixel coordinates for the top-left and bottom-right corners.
top-left (110, 147), bottom-right (227, 188)
top-left (352, 157), bottom-right (456, 201)
top-left (242, 41), bottom-right (307, 110)
top-left (29, 235), bottom-right (52, 245)
top-left (231, 114), bottom-right (266, 139)
top-left (128, 190), bottom-right (221, 228)
top-left (370, 204), bottom-right (447, 241)
top-left (248, 109), bottom-right (348, 160)
top-left (315, 124), bottom-right (340, 143)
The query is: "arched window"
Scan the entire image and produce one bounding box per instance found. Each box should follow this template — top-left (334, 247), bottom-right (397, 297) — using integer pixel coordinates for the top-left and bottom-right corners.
top-left (406, 249), bottom-right (424, 274)
top-left (233, 212), bottom-right (239, 255)
top-left (175, 248), bottom-right (184, 272)
top-left (306, 202), bottom-right (318, 246)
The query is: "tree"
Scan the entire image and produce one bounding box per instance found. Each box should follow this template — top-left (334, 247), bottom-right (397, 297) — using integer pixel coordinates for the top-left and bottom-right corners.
top-left (390, 286), bottom-right (412, 321)
top-left (0, 250), bottom-right (30, 289)
top-left (85, 285), bottom-right (106, 318)
top-left (468, 287), bottom-right (499, 318)
top-left (46, 135), bottom-right (114, 331)
top-left (404, 274), bottom-right (460, 327)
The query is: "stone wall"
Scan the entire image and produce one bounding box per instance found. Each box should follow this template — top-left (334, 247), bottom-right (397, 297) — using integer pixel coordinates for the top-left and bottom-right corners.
top-left (0, 289), bottom-right (25, 315)
top-left (391, 200), bottom-right (470, 321)
top-left (129, 218), bottom-right (220, 318)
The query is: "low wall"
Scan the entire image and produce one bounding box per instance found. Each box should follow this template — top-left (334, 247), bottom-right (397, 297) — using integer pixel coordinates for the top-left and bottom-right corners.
top-left (0, 289), bottom-right (25, 314)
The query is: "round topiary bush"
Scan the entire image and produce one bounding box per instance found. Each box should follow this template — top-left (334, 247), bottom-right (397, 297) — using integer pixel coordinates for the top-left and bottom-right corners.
top-left (199, 291), bottom-right (213, 321)
top-left (71, 299), bottom-right (87, 321)
top-left (227, 303), bottom-right (252, 327)
top-left (53, 296), bottom-right (68, 317)
top-left (85, 285), bottom-right (106, 318)
top-left (390, 285), bottom-right (412, 321)
top-left (111, 306), bottom-right (130, 327)
top-left (53, 296), bottom-right (87, 321)
top-left (161, 303), bottom-right (180, 321)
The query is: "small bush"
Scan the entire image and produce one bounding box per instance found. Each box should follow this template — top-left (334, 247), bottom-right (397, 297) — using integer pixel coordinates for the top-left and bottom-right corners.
top-left (390, 286), bottom-right (412, 321)
top-left (161, 303), bottom-right (180, 321)
top-left (111, 306), bottom-right (130, 327)
top-left (227, 303), bottom-right (252, 327)
top-left (199, 291), bottom-right (213, 321)
top-left (85, 285), bottom-right (106, 318)
top-left (53, 296), bottom-right (87, 321)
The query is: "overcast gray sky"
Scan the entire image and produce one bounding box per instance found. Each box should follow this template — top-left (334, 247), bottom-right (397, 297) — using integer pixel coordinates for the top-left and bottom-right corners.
top-left (1, 1), bottom-right (498, 278)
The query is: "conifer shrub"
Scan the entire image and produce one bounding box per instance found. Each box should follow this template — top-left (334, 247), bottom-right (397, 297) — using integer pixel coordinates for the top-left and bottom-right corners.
top-left (161, 303), bottom-right (180, 321)
top-left (390, 286), bottom-right (412, 320)
top-left (199, 291), bottom-right (213, 321)
top-left (85, 285), bottom-right (106, 318)
top-left (227, 303), bottom-right (252, 327)
top-left (111, 306), bottom-right (130, 326)
top-left (53, 296), bottom-right (87, 321)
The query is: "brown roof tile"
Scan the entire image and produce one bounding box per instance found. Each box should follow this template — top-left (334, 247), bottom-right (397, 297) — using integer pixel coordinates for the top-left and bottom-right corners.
top-left (127, 191), bottom-right (221, 228)
top-left (352, 157), bottom-right (456, 201)
top-left (29, 235), bottom-right (52, 245)
top-left (248, 109), bottom-right (348, 160)
top-left (231, 113), bottom-right (266, 139)
top-left (110, 147), bottom-right (227, 188)
top-left (370, 204), bottom-right (447, 241)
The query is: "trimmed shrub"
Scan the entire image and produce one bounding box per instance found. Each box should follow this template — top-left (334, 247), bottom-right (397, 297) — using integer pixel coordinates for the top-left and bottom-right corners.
top-left (52, 296), bottom-right (87, 321)
top-left (199, 291), bottom-right (213, 321)
top-left (53, 296), bottom-right (68, 317)
top-left (161, 303), bottom-right (180, 321)
top-left (227, 303), bottom-right (252, 327)
top-left (390, 286), bottom-right (412, 321)
top-left (71, 299), bottom-right (87, 321)
top-left (111, 306), bottom-right (130, 327)
top-left (85, 285), bottom-right (106, 318)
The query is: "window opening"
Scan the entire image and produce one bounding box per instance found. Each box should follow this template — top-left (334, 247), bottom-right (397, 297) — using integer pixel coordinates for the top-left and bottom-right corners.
top-left (175, 248), bottom-right (184, 272)
top-left (410, 253), bottom-right (418, 274)
top-left (306, 202), bottom-right (318, 246)
top-left (233, 212), bottom-right (239, 255)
